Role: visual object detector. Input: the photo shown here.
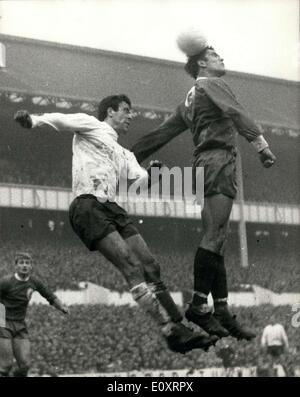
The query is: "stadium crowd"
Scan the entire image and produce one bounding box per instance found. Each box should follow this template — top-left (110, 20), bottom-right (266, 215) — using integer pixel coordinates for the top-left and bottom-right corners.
top-left (0, 219), bottom-right (298, 376)
top-left (0, 144), bottom-right (299, 204)
top-left (24, 304), bottom-right (298, 376)
top-left (0, 236), bottom-right (299, 293)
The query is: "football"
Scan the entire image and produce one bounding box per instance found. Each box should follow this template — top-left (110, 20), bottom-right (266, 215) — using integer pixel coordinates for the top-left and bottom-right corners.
top-left (176, 28), bottom-right (208, 57)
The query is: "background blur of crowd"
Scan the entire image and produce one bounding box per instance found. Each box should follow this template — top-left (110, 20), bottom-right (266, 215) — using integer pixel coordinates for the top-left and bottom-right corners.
top-left (0, 232), bottom-right (299, 376)
top-left (0, 231), bottom-right (299, 293)
top-left (25, 304), bottom-right (299, 376)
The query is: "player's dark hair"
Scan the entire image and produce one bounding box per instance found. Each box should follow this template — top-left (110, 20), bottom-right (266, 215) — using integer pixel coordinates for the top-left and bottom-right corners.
top-left (184, 46), bottom-right (214, 79)
top-left (15, 252), bottom-right (32, 265)
top-left (97, 94), bottom-right (131, 121)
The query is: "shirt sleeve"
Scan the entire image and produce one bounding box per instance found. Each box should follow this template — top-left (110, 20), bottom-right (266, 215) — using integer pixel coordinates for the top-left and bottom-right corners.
top-left (124, 150), bottom-right (148, 183)
top-left (131, 104), bottom-right (188, 163)
top-left (200, 78), bottom-right (267, 145)
top-left (30, 113), bottom-right (101, 134)
top-left (33, 278), bottom-right (57, 305)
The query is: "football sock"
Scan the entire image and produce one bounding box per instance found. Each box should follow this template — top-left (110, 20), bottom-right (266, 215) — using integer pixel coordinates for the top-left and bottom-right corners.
top-left (211, 255), bottom-right (228, 303)
top-left (191, 247), bottom-right (221, 309)
top-left (148, 281), bottom-right (183, 323)
top-left (131, 282), bottom-right (173, 331)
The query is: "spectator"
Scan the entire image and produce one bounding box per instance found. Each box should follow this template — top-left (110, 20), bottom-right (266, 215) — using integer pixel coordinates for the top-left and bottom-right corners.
top-left (261, 318), bottom-right (289, 358)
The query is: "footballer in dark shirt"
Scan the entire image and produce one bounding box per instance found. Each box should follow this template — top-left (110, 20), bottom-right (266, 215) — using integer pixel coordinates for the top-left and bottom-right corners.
top-left (0, 252), bottom-right (68, 377)
top-left (132, 45), bottom-right (276, 341)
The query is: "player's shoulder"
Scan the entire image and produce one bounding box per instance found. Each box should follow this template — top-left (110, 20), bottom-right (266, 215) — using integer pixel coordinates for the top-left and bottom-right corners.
top-left (72, 113), bottom-right (98, 122)
top-left (29, 275), bottom-right (43, 287)
top-left (195, 77), bottom-right (225, 92)
top-left (123, 147), bottom-right (138, 162)
top-left (0, 274), bottom-right (14, 286)
top-left (206, 77), bottom-right (229, 88)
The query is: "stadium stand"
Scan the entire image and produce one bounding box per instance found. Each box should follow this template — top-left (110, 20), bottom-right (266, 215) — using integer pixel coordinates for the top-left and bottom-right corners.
top-left (0, 229), bottom-right (299, 293)
top-left (0, 104), bottom-right (299, 204)
top-left (0, 35), bottom-right (299, 377)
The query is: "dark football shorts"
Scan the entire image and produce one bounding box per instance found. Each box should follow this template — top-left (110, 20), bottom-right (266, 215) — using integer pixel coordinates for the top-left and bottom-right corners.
top-left (267, 345), bottom-right (284, 357)
top-left (193, 148), bottom-right (238, 199)
top-left (69, 194), bottom-right (139, 251)
top-left (0, 320), bottom-right (29, 339)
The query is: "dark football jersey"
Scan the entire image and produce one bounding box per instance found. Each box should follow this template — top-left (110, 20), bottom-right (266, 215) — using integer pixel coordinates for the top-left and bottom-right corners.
top-left (0, 274), bottom-right (56, 321)
top-left (132, 77), bottom-right (262, 163)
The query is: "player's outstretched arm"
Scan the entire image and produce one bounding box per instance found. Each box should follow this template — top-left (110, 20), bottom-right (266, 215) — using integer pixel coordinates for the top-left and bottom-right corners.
top-left (131, 104), bottom-right (188, 163)
top-left (34, 277), bottom-right (69, 314)
top-left (200, 80), bottom-right (276, 168)
top-left (52, 297), bottom-right (69, 315)
top-left (14, 110), bottom-right (99, 133)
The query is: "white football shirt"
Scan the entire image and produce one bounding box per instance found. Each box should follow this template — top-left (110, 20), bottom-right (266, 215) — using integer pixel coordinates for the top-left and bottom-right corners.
top-left (30, 113), bottom-right (148, 201)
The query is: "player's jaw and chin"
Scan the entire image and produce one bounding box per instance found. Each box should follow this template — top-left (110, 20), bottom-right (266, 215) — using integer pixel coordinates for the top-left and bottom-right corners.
top-left (206, 61), bottom-right (226, 77)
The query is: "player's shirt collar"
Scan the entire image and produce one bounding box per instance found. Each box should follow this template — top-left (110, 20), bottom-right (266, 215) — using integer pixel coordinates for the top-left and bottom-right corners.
top-left (196, 77), bottom-right (208, 81)
top-left (14, 273), bottom-right (30, 282)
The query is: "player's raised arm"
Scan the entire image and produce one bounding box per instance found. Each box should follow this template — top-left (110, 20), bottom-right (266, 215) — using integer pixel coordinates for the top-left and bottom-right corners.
top-left (131, 104), bottom-right (188, 163)
top-left (199, 79), bottom-right (276, 167)
top-left (14, 110), bottom-right (100, 134)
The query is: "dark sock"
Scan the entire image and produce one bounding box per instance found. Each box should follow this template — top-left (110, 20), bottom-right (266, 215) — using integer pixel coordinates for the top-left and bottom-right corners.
top-left (211, 255), bottom-right (228, 303)
top-left (193, 247), bottom-right (221, 296)
top-left (192, 292), bottom-right (208, 306)
top-left (214, 300), bottom-right (229, 313)
top-left (13, 366), bottom-right (29, 377)
top-left (148, 281), bottom-right (183, 323)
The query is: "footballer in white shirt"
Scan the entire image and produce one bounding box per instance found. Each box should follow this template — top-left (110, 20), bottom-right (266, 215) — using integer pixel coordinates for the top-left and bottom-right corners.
top-left (14, 94), bottom-right (218, 355)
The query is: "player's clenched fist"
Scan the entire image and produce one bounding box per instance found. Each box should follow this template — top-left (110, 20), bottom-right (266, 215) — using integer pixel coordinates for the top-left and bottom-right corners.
top-left (147, 160), bottom-right (164, 171)
top-left (259, 147), bottom-right (276, 168)
top-left (14, 110), bottom-right (33, 129)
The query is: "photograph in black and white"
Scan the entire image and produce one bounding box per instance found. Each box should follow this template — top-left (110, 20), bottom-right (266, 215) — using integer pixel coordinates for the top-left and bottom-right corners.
top-left (0, 0), bottom-right (299, 377)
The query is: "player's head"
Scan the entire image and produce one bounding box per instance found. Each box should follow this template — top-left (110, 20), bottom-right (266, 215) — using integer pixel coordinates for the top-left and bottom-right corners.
top-left (15, 252), bottom-right (33, 277)
top-left (98, 94), bottom-right (133, 134)
top-left (185, 47), bottom-right (225, 79)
